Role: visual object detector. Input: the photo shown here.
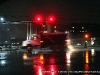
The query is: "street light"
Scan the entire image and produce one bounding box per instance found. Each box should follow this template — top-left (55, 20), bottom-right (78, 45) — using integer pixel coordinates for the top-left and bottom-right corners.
top-left (85, 34), bottom-right (88, 38)
top-left (0, 17), bottom-right (4, 22)
top-left (84, 34), bottom-right (89, 48)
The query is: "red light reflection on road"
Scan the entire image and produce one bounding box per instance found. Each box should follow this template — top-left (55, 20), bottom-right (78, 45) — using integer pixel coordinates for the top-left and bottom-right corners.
top-left (48, 56), bottom-right (58, 75)
top-left (32, 54), bottom-right (44, 65)
top-left (83, 74), bottom-right (90, 75)
top-left (49, 65), bottom-right (58, 75)
top-left (33, 54), bottom-right (58, 75)
top-left (49, 57), bottom-right (56, 64)
top-left (84, 64), bottom-right (90, 71)
top-left (33, 65), bottom-right (58, 75)
top-left (33, 65), bottom-right (45, 75)
top-left (33, 54), bottom-right (45, 75)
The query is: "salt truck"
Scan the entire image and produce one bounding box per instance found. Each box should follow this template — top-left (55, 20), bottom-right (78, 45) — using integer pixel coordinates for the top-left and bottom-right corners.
top-left (21, 32), bottom-right (67, 52)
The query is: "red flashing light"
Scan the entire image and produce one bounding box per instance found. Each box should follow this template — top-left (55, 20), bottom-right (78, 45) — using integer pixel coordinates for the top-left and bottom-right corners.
top-left (35, 15), bottom-right (55, 23)
top-left (35, 15), bottom-right (43, 23)
top-left (37, 17), bottom-right (41, 21)
top-left (36, 17), bottom-right (42, 22)
top-left (48, 16), bottom-right (55, 23)
top-left (50, 17), bottom-right (53, 21)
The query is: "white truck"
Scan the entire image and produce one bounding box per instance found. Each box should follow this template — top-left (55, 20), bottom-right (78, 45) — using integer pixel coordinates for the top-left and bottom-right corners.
top-left (21, 32), bottom-right (67, 52)
top-left (21, 34), bottom-right (41, 52)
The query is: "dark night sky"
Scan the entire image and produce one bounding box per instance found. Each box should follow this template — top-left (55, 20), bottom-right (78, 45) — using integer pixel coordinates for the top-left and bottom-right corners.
top-left (0, 0), bottom-right (100, 24)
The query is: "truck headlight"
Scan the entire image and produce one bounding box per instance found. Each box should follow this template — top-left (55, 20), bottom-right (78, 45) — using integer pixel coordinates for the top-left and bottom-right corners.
top-left (23, 44), bottom-right (27, 46)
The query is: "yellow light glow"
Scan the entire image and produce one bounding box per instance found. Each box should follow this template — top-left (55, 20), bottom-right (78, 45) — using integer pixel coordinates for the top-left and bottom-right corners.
top-left (23, 53), bottom-right (28, 60)
top-left (85, 51), bottom-right (89, 63)
top-left (40, 54), bottom-right (44, 60)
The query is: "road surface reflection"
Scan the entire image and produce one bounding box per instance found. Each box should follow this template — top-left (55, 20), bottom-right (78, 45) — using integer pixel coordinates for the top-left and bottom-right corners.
top-left (1, 47), bottom-right (100, 75)
top-left (22, 47), bottom-right (100, 75)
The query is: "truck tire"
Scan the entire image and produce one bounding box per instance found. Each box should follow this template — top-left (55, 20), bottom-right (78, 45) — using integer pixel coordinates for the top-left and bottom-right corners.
top-left (26, 44), bottom-right (33, 52)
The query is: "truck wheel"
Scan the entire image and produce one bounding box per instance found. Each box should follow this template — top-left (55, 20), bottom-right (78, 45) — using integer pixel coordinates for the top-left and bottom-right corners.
top-left (27, 46), bottom-right (32, 52)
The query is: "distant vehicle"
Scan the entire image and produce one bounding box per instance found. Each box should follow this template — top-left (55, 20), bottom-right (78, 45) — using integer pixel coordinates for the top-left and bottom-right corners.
top-left (20, 32), bottom-right (67, 52)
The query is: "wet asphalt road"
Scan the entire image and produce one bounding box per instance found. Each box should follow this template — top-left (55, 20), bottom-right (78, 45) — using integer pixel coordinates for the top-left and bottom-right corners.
top-left (0, 46), bottom-right (100, 75)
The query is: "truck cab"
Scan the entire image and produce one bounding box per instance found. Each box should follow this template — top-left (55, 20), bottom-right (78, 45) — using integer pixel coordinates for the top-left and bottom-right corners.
top-left (21, 34), bottom-right (41, 52)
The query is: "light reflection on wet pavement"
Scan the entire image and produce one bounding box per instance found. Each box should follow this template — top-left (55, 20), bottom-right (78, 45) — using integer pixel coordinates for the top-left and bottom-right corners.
top-left (0, 48), bottom-right (100, 75)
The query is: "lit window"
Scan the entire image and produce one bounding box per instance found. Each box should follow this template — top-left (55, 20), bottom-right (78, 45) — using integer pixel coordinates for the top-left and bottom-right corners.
top-left (54, 26), bottom-right (56, 28)
top-left (82, 27), bottom-right (84, 29)
top-left (82, 31), bottom-right (84, 32)
top-left (17, 43), bottom-right (19, 44)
